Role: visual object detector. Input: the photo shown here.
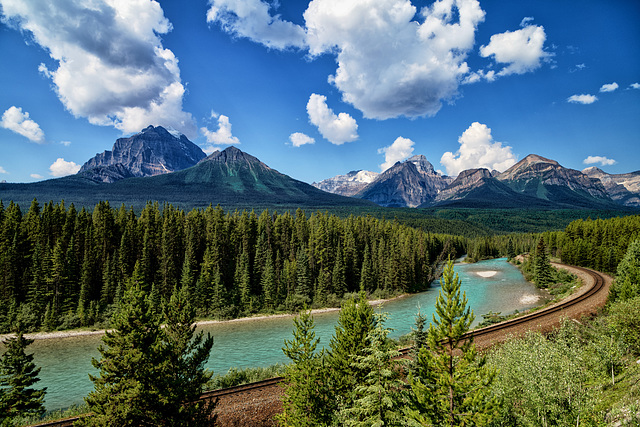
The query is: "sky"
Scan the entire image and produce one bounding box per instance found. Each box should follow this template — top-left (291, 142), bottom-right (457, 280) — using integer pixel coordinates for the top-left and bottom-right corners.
top-left (0, 0), bottom-right (638, 184)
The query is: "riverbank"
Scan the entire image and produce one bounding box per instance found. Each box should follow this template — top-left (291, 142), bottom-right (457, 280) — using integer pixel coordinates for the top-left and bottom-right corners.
top-left (0, 294), bottom-right (407, 342)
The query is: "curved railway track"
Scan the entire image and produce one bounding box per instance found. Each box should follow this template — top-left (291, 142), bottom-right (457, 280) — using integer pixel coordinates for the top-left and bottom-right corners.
top-left (29, 264), bottom-right (610, 427)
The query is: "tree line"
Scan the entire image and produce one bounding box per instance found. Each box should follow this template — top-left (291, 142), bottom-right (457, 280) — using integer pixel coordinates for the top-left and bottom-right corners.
top-left (0, 200), bottom-right (464, 334)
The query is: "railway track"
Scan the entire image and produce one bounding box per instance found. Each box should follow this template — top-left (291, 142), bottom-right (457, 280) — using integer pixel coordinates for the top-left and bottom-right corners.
top-left (29, 264), bottom-right (609, 427)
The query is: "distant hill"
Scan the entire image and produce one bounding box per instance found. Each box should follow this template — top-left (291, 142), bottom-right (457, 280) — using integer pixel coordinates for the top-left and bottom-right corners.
top-left (0, 146), bottom-right (375, 211)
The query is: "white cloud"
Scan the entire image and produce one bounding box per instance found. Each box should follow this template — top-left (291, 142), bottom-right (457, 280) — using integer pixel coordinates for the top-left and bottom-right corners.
top-left (567, 94), bottom-right (598, 104)
top-left (600, 82), bottom-right (619, 92)
top-left (306, 93), bottom-right (358, 145)
top-left (519, 17), bottom-right (534, 27)
top-left (583, 155), bottom-right (616, 166)
top-left (305, 0), bottom-right (486, 119)
top-left (0, 0), bottom-right (196, 137)
top-left (630, 83), bottom-right (640, 90)
top-left (378, 137), bottom-right (414, 172)
top-left (440, 122), bottom-right (517, 176)
top-left (200, 114), bottom-right (241, 150)
top-left (60, 140), bottom-right (72, 146)
top-left (0, 166), bottom-right (7, 174)
top-left (49, 158), bottom-right (80, 177)
top-left (30, 173), bottom-right (44, 179)
top-left (209, 0), bottom-right (486, 120)
top-left (206, 0), bottom-right (306, 50)
top-left (289, 132), bottom-right (315, 147)
top-left (479, 24), bottom-right (551, 77)
top-left (0, 106), bottom-right (45, 143)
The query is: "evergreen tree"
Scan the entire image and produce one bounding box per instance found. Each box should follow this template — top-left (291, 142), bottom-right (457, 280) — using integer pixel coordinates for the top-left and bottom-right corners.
top-left (160, 284), bottom-right (215, 425)
top-left (338, 312), bottom-right (406, 426)
top-left (406, 260), bottom-right (497, 427)
top-left (533, 237), bottom-right (553, 288)
top-left (277, 308), bottom-right (332, 427)
top-left (610, 239), bottom-right (640, 302)
top-left (81, 276), bottom-right (166, 426)
top-left (0, 330), bottom-right (46, 423)
top-left (328, 292), bottom-right (375, 410)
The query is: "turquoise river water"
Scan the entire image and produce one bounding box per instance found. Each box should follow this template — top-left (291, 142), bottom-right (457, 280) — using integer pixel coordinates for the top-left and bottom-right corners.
top-left (6, 258), bottom-right (548, 411)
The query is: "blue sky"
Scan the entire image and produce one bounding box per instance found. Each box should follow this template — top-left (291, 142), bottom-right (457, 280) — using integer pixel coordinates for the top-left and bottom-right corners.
top-left (0, 0), bottom-right (638, 184)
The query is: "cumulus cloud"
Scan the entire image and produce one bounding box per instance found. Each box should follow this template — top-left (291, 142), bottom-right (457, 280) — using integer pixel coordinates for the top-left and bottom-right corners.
top-left (209, 0), bottom-right (486, 119)
top-left (583, 156), bottom-right (616, 166)
top-left (305, 0), bottom-right (486, 119)
top-left (478, 24), bottom-right (551, 77)
top-left (567, 94), bottom-right (598, 104)
top-left (60, 140), bottom-right (72, 146)
top-left (629, 83), bottom-right (640, 90)
top-left (30, 173), bottom-right (44, 179)
top-left (200, 114), bottom-right (240, 151)
top-left (206, 0), bottom-right (306, 50)
top-left (440, 122), bottom-right (517, 176)
top-left (0, 0), bottom-right (196, 137)
top-left (49, 158), bottom-right (80, 177)
top-left (289, 132), bottom-right (315, 147)
top-left (600, 82), bottom-right (619, 92)
top-left (307, 94), bottom-right (358, 145)
top-left (0, 106), bottom-right (45, 143)
top-left (378, 137), bottom-right (415, 172)
top-left (0, 166), bottom-right (7, 174)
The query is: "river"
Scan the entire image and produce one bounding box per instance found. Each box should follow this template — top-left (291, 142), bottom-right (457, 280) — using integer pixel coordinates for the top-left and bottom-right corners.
top-left (6, 258), bottom-right (547, 411)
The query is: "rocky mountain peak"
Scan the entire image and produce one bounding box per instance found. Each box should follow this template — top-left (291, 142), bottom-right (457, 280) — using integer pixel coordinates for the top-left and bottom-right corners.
top-left (201, 146), bottom-right (264, 166)
top-left (406, 154), bottom-right (435, 174)
top-left (80, 125), bottom-right (206, 183)
top-left (355, 155), bottom-right (452, 207)
top-left (312, 169), bottom-right (379, 197)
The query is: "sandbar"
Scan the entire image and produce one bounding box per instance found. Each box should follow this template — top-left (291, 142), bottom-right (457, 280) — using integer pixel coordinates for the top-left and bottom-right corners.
top-left (519, 294), bottom-right (540, 304)
top-left (475, 270), bottom-right (498, 278)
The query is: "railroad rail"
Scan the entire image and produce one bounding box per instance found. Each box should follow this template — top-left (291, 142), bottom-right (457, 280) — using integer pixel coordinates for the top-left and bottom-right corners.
top-left (28, 264), bottom-right (608, 427)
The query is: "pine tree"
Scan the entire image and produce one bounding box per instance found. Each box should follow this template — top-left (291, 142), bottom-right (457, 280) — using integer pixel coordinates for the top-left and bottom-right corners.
top-left (0, 330), bottom-right (46, 423)
top-left (328, 292), bottom-right (375, 410)
top-left (338, 312), bottom-right (406, 426)
top-left (406, 260), bottom-right (497, 427)
top-left (160, 284), bottom-right (215, 425)
top-left (277, 308), bottom-right (332, 427)
top-left (81, 278), bottom-right (165, 426)
top-left (534, 237), bottom-right (553, 288)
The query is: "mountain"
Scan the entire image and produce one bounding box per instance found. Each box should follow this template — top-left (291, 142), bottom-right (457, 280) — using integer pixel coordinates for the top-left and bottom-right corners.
top-left (312, 170), bottom-right (379, 197)
top-left (582, 167), bottom-right (640, 207)
top-left (355, 155), bottom-right (453, 207)
top-left (0, 146), bottom-right (375, 210)
top-left (79, 125), bottom-right (206, 182)
top-left (429, 168), bottom-right (558, 209)
top-left (427, 154), bottom-right (620, 209)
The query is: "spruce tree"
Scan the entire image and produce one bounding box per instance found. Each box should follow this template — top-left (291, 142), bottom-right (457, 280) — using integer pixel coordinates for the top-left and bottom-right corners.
top-left (277, 308), bottom-right (331, 427)
top-left (160, 284), bottom-right (215, 425)
top-left (0, 330), bottom-right (46, 423)
top-left (534, 237), bottom-right (553, 288)
top-left (81, 279), bottom-right (165, 426)
top-left (338, 312), bottom-right (406, 427)
top-left (406, 260), bottom-right (497, 427)
top-left (328, 292), bottom-right (375, 410)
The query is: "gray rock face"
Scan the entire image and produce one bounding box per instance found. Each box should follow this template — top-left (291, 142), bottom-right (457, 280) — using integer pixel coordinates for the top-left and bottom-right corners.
top-left (356, 155), bottom-right (452, 207)
top-left (79, 125), bottom-right (206, 182)
top-left (434, 168), bottom-right (494, 202)
top-left (312, 170), bottom-right (379, 197)
top-left (497, 154), bottom-right (610, 199)
top-left (583, 166), bottom-right (640, 207)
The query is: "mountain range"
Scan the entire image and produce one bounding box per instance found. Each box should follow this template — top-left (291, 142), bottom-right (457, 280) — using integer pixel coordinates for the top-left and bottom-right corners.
top-left (315, 154), bottom-right (640, 210)
top-left (0, 126), bottom-right (637, 211)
